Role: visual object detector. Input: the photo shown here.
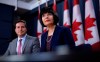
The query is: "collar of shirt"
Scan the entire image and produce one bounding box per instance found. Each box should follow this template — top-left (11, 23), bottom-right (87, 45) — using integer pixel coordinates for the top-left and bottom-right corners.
top-left (18, 34), bottom-right (27, 44)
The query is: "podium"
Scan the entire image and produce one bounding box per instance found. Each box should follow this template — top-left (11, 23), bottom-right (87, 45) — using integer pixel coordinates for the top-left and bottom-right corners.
top-left (0, 51), bottom-right (99, 61)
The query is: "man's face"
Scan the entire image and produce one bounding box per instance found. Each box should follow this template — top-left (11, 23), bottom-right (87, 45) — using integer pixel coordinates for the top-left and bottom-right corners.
top-left (15, 22), bottom-right (27, 37)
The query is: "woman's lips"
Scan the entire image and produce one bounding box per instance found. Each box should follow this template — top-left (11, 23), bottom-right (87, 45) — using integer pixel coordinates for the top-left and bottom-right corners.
top-left (45, 20), bottom-right (49, 22)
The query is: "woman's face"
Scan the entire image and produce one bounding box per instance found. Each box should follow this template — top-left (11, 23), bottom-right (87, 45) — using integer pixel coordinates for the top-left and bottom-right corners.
top-left (42, 13), bottom-right (54, 26)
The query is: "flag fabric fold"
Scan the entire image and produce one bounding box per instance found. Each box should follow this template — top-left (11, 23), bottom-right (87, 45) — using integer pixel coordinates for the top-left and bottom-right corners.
top-left (85, 0), bottom-right (100, 51)
top-left (52, 0), bottom-right (59, 25)
top-left (63, 0), bottom-right (71, 28)
top-left (72, 0), bottom-right (85, 46)
top-left (52, 0), bottom-right (57, 12)
top-left (37, 1), bottom-right (42, 46)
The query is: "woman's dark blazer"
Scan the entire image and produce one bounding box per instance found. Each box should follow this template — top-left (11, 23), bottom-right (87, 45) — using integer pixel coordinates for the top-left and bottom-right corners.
top-left (40, 25), bottom-right (75, 52)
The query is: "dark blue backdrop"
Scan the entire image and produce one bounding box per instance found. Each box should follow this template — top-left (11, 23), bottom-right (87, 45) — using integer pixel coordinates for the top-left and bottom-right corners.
top-left (0, 3), bottom-right (14, 55)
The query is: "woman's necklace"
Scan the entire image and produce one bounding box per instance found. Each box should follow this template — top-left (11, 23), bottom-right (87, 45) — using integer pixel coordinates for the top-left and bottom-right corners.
top-left (46, 25), bottom-right (56, 42)
top-left (46, 35), bottom-right (53, 42)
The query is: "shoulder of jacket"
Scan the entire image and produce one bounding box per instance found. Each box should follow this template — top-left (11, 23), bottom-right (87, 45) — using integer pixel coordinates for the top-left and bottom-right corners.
top-left (9, 38), bottom-right (17, 44)
top-left (26, 35), bottom-right (38, 39)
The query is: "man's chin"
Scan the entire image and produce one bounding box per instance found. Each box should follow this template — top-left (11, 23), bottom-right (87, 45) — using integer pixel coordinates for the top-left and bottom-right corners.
top-left (18, 34), bottom-right (25, 37)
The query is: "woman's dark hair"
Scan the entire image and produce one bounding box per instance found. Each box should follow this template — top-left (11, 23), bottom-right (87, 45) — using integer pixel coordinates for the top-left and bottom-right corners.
top-left (14, 20), bottom-right (27, 28)
top-left (40, 7), bottom-right (59, 27)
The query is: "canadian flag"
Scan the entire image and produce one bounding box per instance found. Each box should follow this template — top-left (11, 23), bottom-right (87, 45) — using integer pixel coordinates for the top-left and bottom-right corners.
top-left (37, 2), bottom-right (42, 46)
top-left (72, 0), bottom-right (85, 46)
top-left (53, 0), bottom-right (57, 12)
top-left (85, 0), bottom-right (100, 51)
top-left (52, 0), bottom-right (59, 25)
top-left (43, 27), bottom-right (48, 32)
top-left (63, 0), bottom-right (71, 28)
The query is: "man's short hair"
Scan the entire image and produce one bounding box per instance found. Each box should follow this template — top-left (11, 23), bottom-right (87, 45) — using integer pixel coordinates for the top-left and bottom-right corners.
top-left (14, 20), bottom-right (27, 27)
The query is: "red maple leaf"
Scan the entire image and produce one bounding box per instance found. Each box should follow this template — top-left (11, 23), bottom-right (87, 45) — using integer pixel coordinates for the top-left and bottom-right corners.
top-left (43, 29), bottom-right (47, 33)
top-left (85, 15), bottom-right (96, 41)
top-left (37, 32), bottom-right (41, 37)
top-left (64, 22), bottom-right (70, 28)
top-left (72, 20), bottom-right (81, 41)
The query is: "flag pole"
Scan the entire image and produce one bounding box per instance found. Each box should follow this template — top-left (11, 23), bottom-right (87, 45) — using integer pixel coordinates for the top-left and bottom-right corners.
top-left (46, 0), bottom-right (48, 7)
top-left (37, 0), bottom-right (42, 47)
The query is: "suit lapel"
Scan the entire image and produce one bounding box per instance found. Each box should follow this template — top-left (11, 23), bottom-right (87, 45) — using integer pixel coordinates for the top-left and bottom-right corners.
top-left (22, 35), bottom-right (29, 53)
top-left (50, 26), bottom-right (59, 50)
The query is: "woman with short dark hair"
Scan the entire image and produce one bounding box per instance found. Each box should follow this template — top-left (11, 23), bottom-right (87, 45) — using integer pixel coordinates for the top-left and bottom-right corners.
top-left (40, 7), bottom-right (75, 52)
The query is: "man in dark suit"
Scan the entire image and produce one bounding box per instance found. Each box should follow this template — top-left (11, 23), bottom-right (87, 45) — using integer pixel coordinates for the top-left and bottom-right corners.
top-left (4, 20), bottom-right (40, 56)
